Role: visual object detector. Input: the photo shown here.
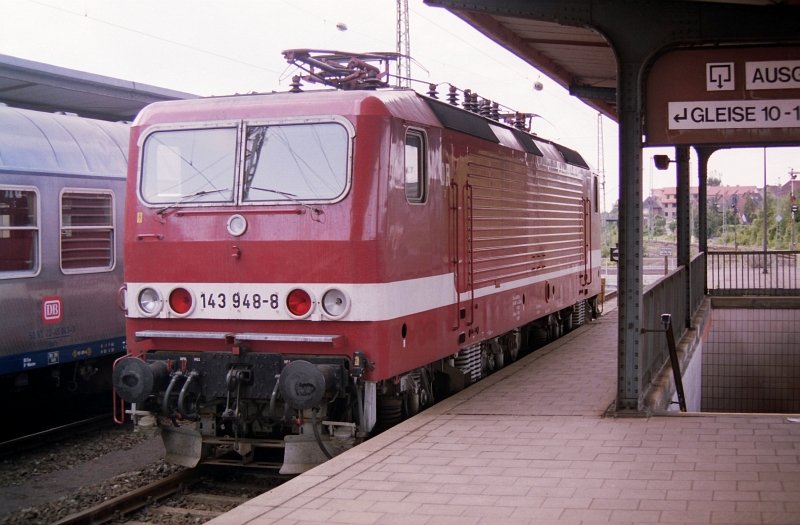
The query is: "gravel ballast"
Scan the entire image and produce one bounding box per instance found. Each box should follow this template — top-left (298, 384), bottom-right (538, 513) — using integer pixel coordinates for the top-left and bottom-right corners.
top-left (0, 425), bottom-right (182, 524)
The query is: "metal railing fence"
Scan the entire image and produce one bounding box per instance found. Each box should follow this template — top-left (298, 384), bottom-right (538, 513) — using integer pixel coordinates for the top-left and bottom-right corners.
top-left (637, 250), bottom-right (798, 411)
top-left (640, 253), bottom-right (705, 408)
top-left (707, 251), bottom-right (800, 295)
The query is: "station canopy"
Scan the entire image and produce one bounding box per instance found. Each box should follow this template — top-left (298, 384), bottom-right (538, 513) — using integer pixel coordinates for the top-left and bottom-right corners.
top-left (426, 0), bottom-right (799, 123)
top-left (0, 53), bottom-right (195, 122)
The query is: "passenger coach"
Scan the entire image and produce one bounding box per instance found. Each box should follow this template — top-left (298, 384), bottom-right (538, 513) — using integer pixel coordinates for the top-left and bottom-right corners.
top-left (0, 106), bottom-right (128, 409)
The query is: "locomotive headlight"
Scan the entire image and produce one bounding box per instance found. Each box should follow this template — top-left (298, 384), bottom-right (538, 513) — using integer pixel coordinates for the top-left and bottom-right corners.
top-left (226, 214), bottom-right (247, 237)
top-left (321, 288), bottom-right (350, 319)
top-left (137, 287), bottom-right (163, 316)
top-left (168, 287), bottom-right (193, 316)
top-left (286, 288), bottom-right (314, 319)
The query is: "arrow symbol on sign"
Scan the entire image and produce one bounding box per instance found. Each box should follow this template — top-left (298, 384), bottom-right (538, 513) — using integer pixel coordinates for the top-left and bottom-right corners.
top-left (706, 63), bottom-right (734, 91)
top-left (709, 64), bottom-right (732, 88)
top-left (673, 107), bottom-right (687, 123)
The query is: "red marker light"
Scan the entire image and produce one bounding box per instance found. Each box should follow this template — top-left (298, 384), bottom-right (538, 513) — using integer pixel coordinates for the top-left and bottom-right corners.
top-left (169, 288), bottom-right (193, 314)
top-left (286, 289), bottom-right (312, 317)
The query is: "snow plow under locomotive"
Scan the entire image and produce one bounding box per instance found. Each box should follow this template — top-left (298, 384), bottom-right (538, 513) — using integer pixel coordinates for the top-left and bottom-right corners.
top-left (113, 51), bottom-right (602, 473)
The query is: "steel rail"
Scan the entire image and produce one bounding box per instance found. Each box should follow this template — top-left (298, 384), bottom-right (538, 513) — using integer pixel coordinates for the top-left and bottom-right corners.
top-left (0, 414), bottom-right (112, 460)
top-left (51, 468), bottom-right (199, 525)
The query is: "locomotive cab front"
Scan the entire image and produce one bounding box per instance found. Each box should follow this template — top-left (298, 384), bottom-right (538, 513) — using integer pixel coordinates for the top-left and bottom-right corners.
top-left (116, 94), bottom-right (397, 470)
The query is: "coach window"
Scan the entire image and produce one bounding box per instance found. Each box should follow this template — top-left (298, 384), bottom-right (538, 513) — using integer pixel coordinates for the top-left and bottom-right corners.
top-left (60, 190), bottom-right (115, 273)
top-left (404, 129), bottom-right (427, 203)
top-left (0, 187), bottom-right (39, 277)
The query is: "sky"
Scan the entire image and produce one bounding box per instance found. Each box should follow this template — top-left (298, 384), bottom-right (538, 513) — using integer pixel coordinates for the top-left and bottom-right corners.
top-left (1, 0), bottom-right (797, 211)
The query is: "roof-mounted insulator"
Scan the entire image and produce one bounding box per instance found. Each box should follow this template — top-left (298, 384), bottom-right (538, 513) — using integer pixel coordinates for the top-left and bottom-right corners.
top-left (479, 99), bottom-right (491, 118)
top-left (289, 76), bottom-right (303, 93)
top-left (447, 85), bottom-right (459, 105)
top-left (514, 112), bottom-right (528, 130)
top-left (491, 102), bottom-right (500, 121)
top-left (464, 91), bottom-right (477, 113)
top-left (427, 84), bottom-right (438, 99)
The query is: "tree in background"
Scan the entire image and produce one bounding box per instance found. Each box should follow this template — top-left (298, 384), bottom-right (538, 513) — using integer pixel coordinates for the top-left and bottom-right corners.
top-left (724, 192), bottom-right (796, 250)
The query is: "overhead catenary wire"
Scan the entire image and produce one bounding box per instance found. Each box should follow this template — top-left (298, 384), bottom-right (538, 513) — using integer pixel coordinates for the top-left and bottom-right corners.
top-left (26, 0), bottom-right (282, 75)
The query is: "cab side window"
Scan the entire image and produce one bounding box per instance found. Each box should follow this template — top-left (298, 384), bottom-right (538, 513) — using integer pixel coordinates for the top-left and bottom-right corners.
top-left (404, 129), bottom-right (427, 203)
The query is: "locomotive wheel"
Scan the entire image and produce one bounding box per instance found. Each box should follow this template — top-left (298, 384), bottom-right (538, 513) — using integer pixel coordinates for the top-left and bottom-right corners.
top-left (494, 348), bottom-right (505, 370)
top-left (483, 349), bottom-right (495, 374)
top-left (547, 314), bottom-right (561, 341)
top-left (563, 311), bottom-right (574, 333)
top-left (375, 396), bottom-right (403, 433)
top-left (503, 331), bottom-right (521, 363)
top-left (405, 388), bottom-right (420, 417)
top-left (589, 296), bottom-right (600, 318)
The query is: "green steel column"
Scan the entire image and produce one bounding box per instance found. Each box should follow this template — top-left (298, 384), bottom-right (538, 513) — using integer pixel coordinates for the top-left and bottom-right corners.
top-left (615, 60), bottom-right (644, 412)
top-left (697, 148), bottom-right (713, 295)
top-left (676, 145), bottom-right (691, 328)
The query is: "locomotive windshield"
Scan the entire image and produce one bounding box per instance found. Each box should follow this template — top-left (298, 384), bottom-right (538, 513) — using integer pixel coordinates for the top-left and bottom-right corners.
top-left (243, 123), bottom-right (348, 202)
top-left (140, 121), bottom-right (349, 207)
top-left (141, 127), bottom-right (236, 205)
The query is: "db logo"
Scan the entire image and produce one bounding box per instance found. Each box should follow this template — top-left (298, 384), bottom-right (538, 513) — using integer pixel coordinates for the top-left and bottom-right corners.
top-left (43, 297), bottom-right (63, 323)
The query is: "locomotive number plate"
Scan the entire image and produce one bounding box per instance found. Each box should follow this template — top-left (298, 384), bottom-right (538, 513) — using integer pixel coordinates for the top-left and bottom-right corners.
top-left (199, 291), bottom-right (279, 311)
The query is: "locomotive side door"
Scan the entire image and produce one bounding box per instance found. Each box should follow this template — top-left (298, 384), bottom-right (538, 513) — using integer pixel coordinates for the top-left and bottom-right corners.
top-left (446, 143), bottom-right (471, 330)
top-left (580, 174), bottom-right (600, 288)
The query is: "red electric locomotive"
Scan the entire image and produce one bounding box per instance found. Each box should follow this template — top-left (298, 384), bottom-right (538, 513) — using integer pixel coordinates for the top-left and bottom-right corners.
top-left (113, 51), bottom-right (602, 472)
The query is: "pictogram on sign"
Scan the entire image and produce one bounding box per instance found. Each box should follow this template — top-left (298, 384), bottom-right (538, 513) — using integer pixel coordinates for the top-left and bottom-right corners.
top-left (707, 62), bottom-right (735, 91)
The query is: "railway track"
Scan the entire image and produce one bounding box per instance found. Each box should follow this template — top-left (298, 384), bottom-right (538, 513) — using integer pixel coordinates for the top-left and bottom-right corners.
top-left (52, 465), bottom-right (287, 525)
top-left (0, 414), bottom-right (113, 460)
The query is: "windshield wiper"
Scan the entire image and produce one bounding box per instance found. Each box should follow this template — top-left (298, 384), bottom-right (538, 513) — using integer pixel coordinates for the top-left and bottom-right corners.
top-left (156, 188), bottom-right (230, 216)
top-left (248, 186), bottom-right (324, 222)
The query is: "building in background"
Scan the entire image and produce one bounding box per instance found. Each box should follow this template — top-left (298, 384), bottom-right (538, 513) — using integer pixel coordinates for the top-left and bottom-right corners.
top-left (645, 185), bottom-right (762, 238)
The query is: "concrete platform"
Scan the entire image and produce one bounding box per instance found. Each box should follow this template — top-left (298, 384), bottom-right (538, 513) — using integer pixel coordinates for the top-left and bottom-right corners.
top-left (207, 302), bottom-right (800, 525)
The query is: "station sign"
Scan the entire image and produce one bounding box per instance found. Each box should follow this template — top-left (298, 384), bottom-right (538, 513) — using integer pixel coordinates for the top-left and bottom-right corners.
top-left (645, 47), bottom-right (800, 145)
top-left (668, 99), bottom-right (800, 129)
top-left (746, 60), bottom-right (800, 90)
